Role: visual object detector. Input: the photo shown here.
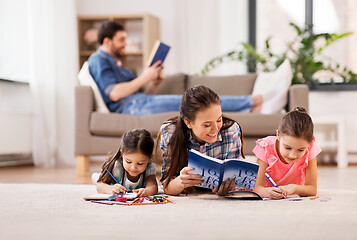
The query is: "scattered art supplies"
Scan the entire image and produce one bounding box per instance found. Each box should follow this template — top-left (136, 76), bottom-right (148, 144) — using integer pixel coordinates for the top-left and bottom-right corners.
top-left (188, 149), bottom-right (259, 190)
top-left (85, 194), bottom-right (174, 206)
top-left (146, 40), bottom-right (171, 67)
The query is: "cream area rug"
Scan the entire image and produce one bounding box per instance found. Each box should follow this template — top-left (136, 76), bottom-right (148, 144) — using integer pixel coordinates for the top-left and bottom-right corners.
top-left (1, 183), bottom-right (356, 240)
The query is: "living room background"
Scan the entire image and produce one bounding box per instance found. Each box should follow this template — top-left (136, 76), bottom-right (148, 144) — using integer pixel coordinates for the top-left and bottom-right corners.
top-left (1, 0), bottom-right (356, 167)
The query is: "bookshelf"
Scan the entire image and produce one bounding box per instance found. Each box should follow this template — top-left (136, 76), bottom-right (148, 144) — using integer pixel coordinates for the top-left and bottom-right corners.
top-left (77, 14), bottom-right (160, 74)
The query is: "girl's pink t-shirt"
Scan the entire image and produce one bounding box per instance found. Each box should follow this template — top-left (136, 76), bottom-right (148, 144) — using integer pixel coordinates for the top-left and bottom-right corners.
top-left (253, 136), bottom-right (321, 187)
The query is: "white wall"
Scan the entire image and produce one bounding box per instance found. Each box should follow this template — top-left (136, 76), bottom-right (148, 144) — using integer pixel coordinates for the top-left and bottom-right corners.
top-left (76, 0), bottom-right (249, 75)
top-left (309, 91), bottom-right (357, 155)
top-left (0, 81), bottom-right (32, 155)
top-left (0, 82), bottom-right (32, 112)
top-left (0, 0), bottom-right (30, 82)
top-left (0, 0), bottom-right (32, 158)
top-left (0, 0), bottom-right (248, 166)
top-left (76, 0), bottom-right (183, 74)
top-left (27, 0), bottom-right (78, 166)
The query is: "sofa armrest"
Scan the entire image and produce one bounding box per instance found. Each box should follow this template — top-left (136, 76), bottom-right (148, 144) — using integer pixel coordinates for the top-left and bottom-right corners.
top-left (288, 84), bottom-right (309, 112)
top-left (75, 85), bottom-right (95, 155)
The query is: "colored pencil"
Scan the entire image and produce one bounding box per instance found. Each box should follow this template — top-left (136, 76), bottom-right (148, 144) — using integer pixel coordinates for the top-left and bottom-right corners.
top-left (162, 196), bottom-right (175, 204)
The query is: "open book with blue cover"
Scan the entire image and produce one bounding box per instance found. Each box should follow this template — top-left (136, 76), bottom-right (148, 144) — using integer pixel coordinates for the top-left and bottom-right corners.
top-left (146, 40), bottom-right (171, 67)
top-left (188, 149), bottom-right (259, 191)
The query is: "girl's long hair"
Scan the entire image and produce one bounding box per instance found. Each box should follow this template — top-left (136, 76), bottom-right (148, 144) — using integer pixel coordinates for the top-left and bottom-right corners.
top-left (97, 128), bottom-right (154, 184)
top-left (156, 85), bottom-right (244, 188)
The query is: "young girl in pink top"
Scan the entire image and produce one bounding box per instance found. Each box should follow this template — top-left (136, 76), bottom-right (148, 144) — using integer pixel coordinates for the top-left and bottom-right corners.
top-left (253, 107), bottom-right (321, 199)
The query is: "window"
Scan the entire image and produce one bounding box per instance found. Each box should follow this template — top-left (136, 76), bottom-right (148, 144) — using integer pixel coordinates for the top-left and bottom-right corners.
top-left (252, 0), bottom-right (356, 82)
top-left (256, 0), bottom-right (305, 65)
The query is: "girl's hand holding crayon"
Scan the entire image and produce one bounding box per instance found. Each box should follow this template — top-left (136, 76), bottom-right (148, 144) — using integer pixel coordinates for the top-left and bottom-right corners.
top-left (133, 188), bottom-right (146, 197)
top-left (112, 184), bottom-right (127, 194)
top-left (267, 187), bottom-right (286, 199)
top-left (279, 184), bottom-right (297, 197)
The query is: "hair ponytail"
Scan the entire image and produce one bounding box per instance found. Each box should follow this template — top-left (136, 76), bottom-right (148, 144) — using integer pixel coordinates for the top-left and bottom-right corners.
top-left (294, 107), bottom-right (307, 113)
top-left (157, 116), bottom-right (189, 186)
top-left (279, 107), bottom-right (314, 142)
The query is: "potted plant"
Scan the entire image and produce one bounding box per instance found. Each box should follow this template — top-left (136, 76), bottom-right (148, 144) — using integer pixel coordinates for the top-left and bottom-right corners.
top-left (201, 22), bottom-right (357, 90)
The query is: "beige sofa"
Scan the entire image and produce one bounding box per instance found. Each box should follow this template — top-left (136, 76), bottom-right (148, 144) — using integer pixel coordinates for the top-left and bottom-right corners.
top-left (75, 73), bottom-right (308, 176)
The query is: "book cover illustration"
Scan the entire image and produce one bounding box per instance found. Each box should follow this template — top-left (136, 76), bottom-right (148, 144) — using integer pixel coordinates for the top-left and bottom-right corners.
top-left (188, 149), bottom-right (259, 190)
top-left (146, 40), bottom-right (171, 67)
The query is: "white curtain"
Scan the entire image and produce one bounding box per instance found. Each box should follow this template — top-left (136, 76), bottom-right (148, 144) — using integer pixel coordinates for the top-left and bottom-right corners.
top-left (28, 0), bottom-right (78, 166)
top-left (177, 0), bottom-right (249, 75)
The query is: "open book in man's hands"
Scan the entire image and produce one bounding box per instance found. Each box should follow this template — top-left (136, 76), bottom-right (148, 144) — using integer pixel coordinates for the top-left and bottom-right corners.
top-left (188, 149), bottom-right (259, 190)
top-left (146, 40), bottom-right (171, 67)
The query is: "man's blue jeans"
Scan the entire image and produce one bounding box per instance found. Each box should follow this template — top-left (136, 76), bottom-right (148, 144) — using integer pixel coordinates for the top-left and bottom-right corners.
top-left (122, 95), bottom-right (252, 116)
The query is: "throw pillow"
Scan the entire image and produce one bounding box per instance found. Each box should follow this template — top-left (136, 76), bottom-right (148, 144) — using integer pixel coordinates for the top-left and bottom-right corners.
top-left (78, 62), bottom-right (110, 113)
top-left (252, 59), bottom-right (293, 114)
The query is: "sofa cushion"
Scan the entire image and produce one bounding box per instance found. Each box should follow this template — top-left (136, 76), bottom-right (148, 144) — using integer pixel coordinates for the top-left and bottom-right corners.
top-left (78, 62), bottom-right (110, 113)
top-left (187, 74), bottom-right (257, 95)
top-left (253, 59), bottom-right (293, 114)
top-left (137, 112), bottom-right (179, 137)
top-left (90, 112), bottom-right (179, 137)
top-left (90, 112), bottom-right (139, 136)
top-left (153, 73), bottom-right (186, 95)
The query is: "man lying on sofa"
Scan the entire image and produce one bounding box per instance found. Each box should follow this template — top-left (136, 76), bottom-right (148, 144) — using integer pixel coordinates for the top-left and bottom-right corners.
top-left (88, 21), bottom-right (276, 116)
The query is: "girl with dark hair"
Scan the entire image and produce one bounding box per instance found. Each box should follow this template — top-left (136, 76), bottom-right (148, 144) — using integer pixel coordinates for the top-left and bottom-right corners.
top-left (96, 129), bottom-right (158, 197)
top-left (253, 107), bottom-right (321, 199)
top-left (157, 85), bottom-right (245, 196)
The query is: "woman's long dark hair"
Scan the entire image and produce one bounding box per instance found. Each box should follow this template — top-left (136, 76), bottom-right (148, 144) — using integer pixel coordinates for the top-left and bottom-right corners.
top-left (97, 128), bottom-right (154, 184)
top-left (156, 85), bottom-right (244, 188)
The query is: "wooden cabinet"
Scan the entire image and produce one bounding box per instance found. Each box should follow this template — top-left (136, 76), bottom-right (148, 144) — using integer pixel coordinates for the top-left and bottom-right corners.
top-left (77, 14), bottom-right (160, 74)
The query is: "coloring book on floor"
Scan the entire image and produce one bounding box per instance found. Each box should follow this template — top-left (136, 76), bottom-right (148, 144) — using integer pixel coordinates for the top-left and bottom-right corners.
top-left (188, 149), bottom-right (259, 190)
top-left (225, 190), bottom-right (263, 200)
top-left (84, 192), bottom-right (138, 201)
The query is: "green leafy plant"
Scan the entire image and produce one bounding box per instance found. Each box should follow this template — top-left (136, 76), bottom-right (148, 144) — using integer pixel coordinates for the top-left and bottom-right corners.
top-left (201, 22), bottom-right (356, 85)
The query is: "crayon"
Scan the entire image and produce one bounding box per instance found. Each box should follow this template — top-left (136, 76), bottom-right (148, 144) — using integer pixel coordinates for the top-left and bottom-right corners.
top-left (115, 197), bottom-right (127, 202)
top-left (162, 196), bottom-right (175, 204)
top-left (265, 172), bottom-right (286, 198)
top-left (132, 202), bottom-right (165, 205)
top-left (105, 169), bottom-right (120, 184)
top-left (265, 172), bottom-right (279, 188)
top-left (105, 168), bottom-right (127, 193)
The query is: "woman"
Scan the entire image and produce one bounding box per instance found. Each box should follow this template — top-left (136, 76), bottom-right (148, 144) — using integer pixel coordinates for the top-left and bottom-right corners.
top-left (157, 85), bottom-right (245, 196)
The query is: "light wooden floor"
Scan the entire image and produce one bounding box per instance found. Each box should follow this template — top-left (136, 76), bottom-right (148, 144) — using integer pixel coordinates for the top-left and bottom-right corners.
top-left (0, 162), bottom-right (357, 191)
